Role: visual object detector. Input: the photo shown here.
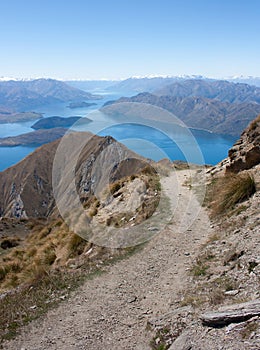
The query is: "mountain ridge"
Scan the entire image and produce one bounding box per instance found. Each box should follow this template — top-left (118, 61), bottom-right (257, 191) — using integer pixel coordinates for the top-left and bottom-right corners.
top-left (103, 92), bottom-right (260, 136)
top-left (0, 115), bottom-right (259, 348)
top-left (0, 78), bottom-right (102, 112)
top-left (155, 79), bottom-right (260, 103)
top-left (0, 132), bottom-right (147, 219)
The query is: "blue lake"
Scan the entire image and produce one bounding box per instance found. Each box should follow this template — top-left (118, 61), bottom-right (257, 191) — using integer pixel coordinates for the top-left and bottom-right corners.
top-left (0, 89), bottom-right (237, 171)
top-left (97, 123), bottom-right (236, 165)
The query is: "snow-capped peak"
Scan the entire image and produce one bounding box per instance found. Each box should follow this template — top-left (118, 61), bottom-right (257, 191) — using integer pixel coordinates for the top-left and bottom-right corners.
top-left (129, 74), bottom-right (206, 80)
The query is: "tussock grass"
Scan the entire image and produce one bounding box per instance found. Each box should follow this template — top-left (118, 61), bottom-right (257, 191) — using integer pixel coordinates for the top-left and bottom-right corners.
top-left (208, 173), bottom-right (256, 217)
top-left (0, 216), bottom-right (147, 342)
top-left (180, 293), bottom-right (205, 307)
top-left (0, 269), bottom-right (82, 342)
top-left (191, 261), bottom-right (209, 277)
top-left (0, 239), bottom-right (145, 343)
top-left (0, 220), bottom-right (75, 290)
top-left (247, 114), bottom-right (260, 131)
top-left (67, 233), bottom-right (88, 258)
top-left (110, 181), bottom-right (122, 194)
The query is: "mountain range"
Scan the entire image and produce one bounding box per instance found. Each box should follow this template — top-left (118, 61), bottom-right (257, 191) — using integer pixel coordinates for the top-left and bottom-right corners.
top-left (0, 78), bottom-right (101, 112)
top-left (103, 92), bottom-right (260, 136)
top-left (104, 75), bottom-right (260, 92)
top-left (155, 79), bottom-right (260, 104)
top-left (0, 111), bottom-right (259, 349)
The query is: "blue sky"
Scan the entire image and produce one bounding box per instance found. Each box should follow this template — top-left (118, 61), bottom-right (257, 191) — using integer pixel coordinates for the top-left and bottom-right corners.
top-left (0, 0), bottom-right (259, 80)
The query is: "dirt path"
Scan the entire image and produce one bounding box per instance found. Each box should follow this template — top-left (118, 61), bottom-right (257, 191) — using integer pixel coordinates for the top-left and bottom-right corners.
top-left (4, 169), bottom-right (213, 350)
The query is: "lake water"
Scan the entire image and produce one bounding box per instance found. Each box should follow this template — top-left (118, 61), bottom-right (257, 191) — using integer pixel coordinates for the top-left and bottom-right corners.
top-left (0, 89), bottom-right (237, 171)
top-left (97, 123), bottom-right (236, 165)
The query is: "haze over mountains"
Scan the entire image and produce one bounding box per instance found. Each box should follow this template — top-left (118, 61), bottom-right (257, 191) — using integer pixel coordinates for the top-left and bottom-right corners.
top-left (0, 73), bottom-right (260, 349)
top-left (155, 79), bottom-right (260, 103)
top-left (104, 75), bottom-right (260, 92)
top-left (1, 76), bottom-right (260, 140)
top-left (104, 92), bottom-right (260, 136)
top-left (0, 78), bottom-right (101, 112)
top-left (103, 79), bottom-right (260, 136)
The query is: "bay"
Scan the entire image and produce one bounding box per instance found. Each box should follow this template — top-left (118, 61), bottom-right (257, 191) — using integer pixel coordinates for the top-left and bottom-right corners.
top-left (0, 89), bottom-right (237, 171)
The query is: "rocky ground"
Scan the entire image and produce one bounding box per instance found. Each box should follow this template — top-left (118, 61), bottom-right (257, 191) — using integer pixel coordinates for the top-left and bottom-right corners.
top-left (3, 167), bottom-right (259, 350)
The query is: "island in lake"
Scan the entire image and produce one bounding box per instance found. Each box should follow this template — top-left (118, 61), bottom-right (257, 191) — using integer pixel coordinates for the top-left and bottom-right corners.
top-left (67, 101), bottom-right (97, 109)
top-left (0, 128), bottom-right (68, 147)
top-left (0, 111), bottom-right (43, 124)
top-left (31, 116), bottom-right (92, 130)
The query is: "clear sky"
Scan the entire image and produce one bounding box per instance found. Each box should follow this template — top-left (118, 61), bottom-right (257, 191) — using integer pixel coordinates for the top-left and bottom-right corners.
top-left (0, 0), bottom-right (259, 80)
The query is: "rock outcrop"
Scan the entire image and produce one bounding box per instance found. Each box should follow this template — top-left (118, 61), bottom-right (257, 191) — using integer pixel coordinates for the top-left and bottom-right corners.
top-left (226, 115), bottom-right (260, 173)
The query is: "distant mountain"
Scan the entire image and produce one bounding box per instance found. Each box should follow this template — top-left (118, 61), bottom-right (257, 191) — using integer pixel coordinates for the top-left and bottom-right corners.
top-left (67, 80), bottom-right (118, 91)
top-left (227, 76), bottom-right (260, 87)
top-left (0, 128), bottom-right (67, 147)
top-left (103, 92), bottom-right (260, 136)
top-left (31, 116), bottom-right (92, 130)
top-left (106, 75), bottom-right (207, 93)
top-left (155, 79), bottom-right (260, 104)
top-left (0, 111), bottom-right (42, 124)
top-left (0, 78), bottom-right (102, 112)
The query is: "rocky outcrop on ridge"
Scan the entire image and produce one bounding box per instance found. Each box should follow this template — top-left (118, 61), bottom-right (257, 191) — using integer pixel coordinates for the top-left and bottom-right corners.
top-left (226, 115), bottom-right (260, 173)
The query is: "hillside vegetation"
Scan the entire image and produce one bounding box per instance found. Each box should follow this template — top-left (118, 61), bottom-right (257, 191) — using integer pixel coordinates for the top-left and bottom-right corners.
top-left (0, 116), bottom-right (259, 349)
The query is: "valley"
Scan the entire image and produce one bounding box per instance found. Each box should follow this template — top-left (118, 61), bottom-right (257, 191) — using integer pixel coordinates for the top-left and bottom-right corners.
top-left (1, 2), bottom-right (260, 349)
top-left (0, 78), bottom-right (259, 350)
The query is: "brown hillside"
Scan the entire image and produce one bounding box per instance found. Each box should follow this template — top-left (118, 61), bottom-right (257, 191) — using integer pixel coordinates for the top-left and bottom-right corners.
top-left (0, 132), bottom-right (148, 219)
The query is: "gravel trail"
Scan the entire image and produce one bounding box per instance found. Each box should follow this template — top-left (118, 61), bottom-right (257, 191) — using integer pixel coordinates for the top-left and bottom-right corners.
top-left (4, 169), bottom-right (213, 350)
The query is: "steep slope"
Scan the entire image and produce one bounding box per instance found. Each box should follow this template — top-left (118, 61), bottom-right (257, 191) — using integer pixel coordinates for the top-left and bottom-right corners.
top-left (1, 168), bottom-right (215, 350)
top-left (0, 132), bottom-right (147, 219)
top-left (5, 155), bottom-right (259, 349)
top-left (1, 118), bottom-right (260, 350)
top-left (0, 139), bottom-right (59, 218)
top-left (226, 115), bottom-right (260, 173)
top-left (103, 92), bottom-right (260, 136)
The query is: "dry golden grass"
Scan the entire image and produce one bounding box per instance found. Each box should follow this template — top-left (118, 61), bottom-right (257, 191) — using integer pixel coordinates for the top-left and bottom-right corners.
top-left (247, 114), bottom-right (260, 131)
top-left (67, 233), bottom-right (88, 258)
top-left (0, 219), bottom-right (82, 291)
top-left (208, 172), bottom-right (256, 217)
top-left (0, 230), bottom-right (145, 342)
